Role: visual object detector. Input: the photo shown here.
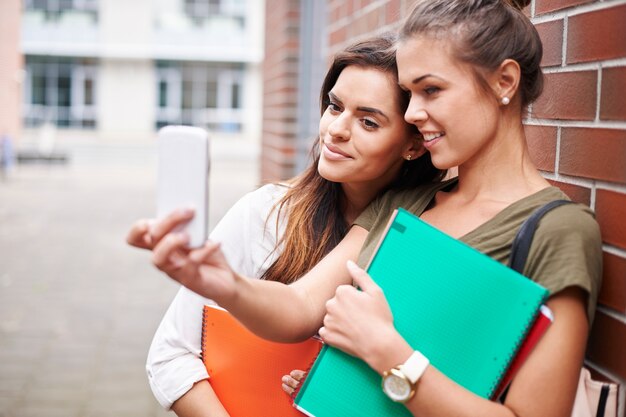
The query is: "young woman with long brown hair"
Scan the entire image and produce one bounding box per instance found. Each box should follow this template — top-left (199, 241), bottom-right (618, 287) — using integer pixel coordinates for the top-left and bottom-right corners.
top-left (127, 34), bottom-right (443, 416)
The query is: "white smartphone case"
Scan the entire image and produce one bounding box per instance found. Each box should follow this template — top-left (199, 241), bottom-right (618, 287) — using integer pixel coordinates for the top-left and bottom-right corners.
top-left (156, 126), bottom-right (209, 248)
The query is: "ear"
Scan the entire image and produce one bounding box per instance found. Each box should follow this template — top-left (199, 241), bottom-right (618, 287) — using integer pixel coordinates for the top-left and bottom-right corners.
top-left (404, 133), bottom-right (427, 160)
top-left (490, 59), bottom-right (521, 105)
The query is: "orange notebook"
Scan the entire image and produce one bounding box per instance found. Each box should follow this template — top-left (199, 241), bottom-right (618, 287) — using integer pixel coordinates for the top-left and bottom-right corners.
top-left (201, 305), bottom-right (322, 417)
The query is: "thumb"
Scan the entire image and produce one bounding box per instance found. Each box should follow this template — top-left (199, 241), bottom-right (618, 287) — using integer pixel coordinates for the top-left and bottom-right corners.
top-left (346, 260), bottom-right (379, 293)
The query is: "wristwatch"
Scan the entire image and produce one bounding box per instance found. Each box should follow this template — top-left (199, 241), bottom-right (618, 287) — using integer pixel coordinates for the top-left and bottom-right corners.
top-left (382, 350), bottom-right (429, 403)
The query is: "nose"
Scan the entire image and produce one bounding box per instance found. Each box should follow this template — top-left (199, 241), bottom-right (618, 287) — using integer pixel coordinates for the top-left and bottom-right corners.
top-left (404, 97), bottom-right (428, 127)
top-left (327, 113), bottom-right (351, 141)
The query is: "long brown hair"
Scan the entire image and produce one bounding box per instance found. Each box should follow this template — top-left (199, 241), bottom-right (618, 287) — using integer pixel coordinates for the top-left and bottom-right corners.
top-left (261, 34), bottom-right (444, 284)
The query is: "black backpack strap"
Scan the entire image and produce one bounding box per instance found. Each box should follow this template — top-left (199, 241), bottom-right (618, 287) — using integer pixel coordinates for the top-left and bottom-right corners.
top-left (508, 200), bottom-right (574, 274)
top-left (499, 199), bottom-right (574, 404)
top-left (595, 384), bottom-right (610, 417)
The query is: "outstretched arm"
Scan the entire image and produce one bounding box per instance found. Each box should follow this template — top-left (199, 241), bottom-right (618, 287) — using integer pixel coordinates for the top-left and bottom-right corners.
top-left (151, 222), bottom-right (369, 342)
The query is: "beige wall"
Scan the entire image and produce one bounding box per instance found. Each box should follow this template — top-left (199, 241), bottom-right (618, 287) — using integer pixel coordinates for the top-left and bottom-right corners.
top-left (0, 0), bottom-right (22, 140)
top-left (98, 58), bottom-right (156, 140)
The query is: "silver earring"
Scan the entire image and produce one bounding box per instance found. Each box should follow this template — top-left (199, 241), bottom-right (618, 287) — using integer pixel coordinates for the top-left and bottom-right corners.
top-left (501, 97), bottom-right (510, 105)
top-left (406, 155), bottom-right (412, 161)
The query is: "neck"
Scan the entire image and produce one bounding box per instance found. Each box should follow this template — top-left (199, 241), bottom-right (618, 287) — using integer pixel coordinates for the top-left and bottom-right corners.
top-left (340, 182), bottom-right (383, 225)
top-left (455, 118), bottom-right (549, 203)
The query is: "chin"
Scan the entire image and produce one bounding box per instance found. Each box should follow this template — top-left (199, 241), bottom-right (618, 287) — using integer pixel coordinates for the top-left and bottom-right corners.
top-left (317, 167), bottom-right (345, 183)
top-left (430, 154), bottom-right (458, 171)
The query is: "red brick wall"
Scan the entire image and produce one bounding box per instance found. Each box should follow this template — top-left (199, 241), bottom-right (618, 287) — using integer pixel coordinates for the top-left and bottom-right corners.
top-left (260, 0), bottom-right (301, 182)
top-left (0, 0), bottom-right (22, 140)
top-left (529, 4), bottom-right (626, 410)
top-left (323, 0), bottom-right (626, 411)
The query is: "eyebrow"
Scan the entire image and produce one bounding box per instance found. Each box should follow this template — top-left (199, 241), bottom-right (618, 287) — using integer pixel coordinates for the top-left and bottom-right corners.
top-left (411, 74), bottom-right (444, 84)
top-left (328, 91), bottom-right (390, 122)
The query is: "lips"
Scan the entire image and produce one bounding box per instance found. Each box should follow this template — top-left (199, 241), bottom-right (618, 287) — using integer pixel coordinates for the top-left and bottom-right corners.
top-left (421, 131), bottom-right (445, 149)
top-left (322, 143), bottom-right (352, 160)
top-left (422, 132), bottom-right (445, 142)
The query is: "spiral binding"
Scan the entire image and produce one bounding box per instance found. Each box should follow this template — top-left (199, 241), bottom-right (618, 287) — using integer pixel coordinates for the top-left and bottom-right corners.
top-left (200, 305), bottom-right (209, 365)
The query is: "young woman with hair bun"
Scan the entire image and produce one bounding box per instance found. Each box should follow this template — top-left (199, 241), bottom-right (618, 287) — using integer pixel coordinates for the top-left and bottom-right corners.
top-left (140, 1), bottom-right (602, 416)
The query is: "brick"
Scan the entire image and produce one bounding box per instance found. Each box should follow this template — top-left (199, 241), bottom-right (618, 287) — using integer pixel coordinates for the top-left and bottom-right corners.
top-left (386, 0), bottom-right (401, 25)
top-left (587, 311), bottom-right (626, 381)
top-left (330, 4), bottom-right (342, 23)
top-left (351, 9), bottom-right (382, 38)
top-left (330, 26), bottom-right (347, 45)
top-left (559, 128), bottom-right (626, 184)
top-left (524, 125), bottom-right (557, 172)
top-left (536, 20), bottom-right (563, 67)
top-left (400, 0), bottom-right (413, 18)
top-left (567, 3), bottom-right (626, 64)
top-left (533, 71), bottom-right (597, 121)
top-left (600, 66), bottom-right (626, 121)
top-left (347, 0), bottom-right (359, 16)
top-left (595, 189), bottom-right (626, 250)
top-left (598, 252), bottom-right (626, 313)
top-left (535, 0), bottom-right (593, 15)
top-left (546, 180), bottom-right (591, 205)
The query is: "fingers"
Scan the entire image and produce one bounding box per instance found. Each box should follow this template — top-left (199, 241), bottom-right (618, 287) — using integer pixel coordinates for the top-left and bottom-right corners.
top-left (126, 219), bottom-right (154, 249)
top-left (152, 232), bottom-right (190, 273)
top-left (290, 369), bottom-right (306, 381)
top-left (281, 371), bottom-right (306, 397)
top-left (150, 208), bottom-right (195, 244)
top-left (346, 260), bottom-right (380, 294)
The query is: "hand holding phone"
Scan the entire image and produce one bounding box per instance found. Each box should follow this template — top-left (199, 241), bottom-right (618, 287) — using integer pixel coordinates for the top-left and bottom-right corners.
top-left (156, 125), bottom-right (210, 248)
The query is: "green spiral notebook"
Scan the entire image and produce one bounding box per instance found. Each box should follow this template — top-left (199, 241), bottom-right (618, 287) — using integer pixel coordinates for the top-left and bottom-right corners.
top-left (294, 208), bottom-right (548, 417)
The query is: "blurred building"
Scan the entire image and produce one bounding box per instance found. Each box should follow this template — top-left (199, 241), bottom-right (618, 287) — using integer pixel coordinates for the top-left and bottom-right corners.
top-left (20, 0), bottom-right (264, 142)
top-left (0, 1), bottom-right (23, 141)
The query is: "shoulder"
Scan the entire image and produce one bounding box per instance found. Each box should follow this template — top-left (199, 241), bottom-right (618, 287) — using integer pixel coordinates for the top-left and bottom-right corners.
top-left (526, 200), bottom-right (602, 323)
top-left (535, 201), bottom-right (600, 244)
top-left (210, 183), bottom-right (288, 237)
top-left (223, 183), bottom-right (289, 220)
top-left (242, 183), bottom-right (289, 207)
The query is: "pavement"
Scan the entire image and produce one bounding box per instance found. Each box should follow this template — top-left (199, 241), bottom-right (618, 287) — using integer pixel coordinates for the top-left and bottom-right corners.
top-left (0, 138), bottom-right (259, 417)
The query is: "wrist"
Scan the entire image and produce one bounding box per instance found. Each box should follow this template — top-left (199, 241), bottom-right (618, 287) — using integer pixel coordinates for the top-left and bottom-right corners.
top-left (219, 270), bottom-right (245, 310)
top-left (365, 328), bottom-right (414, 375)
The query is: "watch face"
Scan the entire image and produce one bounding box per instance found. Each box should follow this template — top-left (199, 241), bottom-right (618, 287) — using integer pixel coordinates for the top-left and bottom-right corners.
top-left (383, 372), bottom-right (412, 402)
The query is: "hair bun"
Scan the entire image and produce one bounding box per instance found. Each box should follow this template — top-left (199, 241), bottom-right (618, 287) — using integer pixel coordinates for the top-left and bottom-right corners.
top-left (505, 0), bottom-right (531, 10)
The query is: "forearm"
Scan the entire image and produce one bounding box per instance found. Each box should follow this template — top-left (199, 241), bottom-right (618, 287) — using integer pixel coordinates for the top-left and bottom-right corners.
top-left (213, 226), bottom-right (368, 342)
top-left (367, 336), bottom-right (512, 416)
top-left (172, 380), bottom-right (230, 417)
top-left (361, 289), bottom-right (587, 417)
top-left (221, 276), bottom-right (324, 342)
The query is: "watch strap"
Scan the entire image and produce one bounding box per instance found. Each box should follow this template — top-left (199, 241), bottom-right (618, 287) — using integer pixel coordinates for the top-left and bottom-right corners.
top-left (399, 350), bottom-right (429, 384)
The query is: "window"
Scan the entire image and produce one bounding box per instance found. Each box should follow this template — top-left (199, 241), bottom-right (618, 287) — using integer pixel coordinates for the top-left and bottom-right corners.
top-left (23, 0), bottom-right (99, 23)
top-left (183, 0), bottom-right (246, 28)
top-left (156, 62), bottom-right (244, 133)
top-left (23, 57), bottom-right (98, 129)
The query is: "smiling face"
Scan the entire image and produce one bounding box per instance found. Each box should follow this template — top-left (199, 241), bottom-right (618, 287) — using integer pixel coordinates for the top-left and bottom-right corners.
top-left (317, 66), bottom-right (420, 189)
top-left (397, 36), bottom-right (501, 170)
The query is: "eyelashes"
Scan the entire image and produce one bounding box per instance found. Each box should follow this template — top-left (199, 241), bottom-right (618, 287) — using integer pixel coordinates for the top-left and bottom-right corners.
top-left (326, 102), bottom-right (381, 131)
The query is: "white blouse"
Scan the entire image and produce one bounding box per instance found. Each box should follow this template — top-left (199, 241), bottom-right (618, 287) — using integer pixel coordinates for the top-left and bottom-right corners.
top-left (146, 183), bottom-right (289, 409)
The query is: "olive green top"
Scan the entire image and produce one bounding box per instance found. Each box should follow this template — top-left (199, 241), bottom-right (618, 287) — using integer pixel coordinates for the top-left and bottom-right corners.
top-left (354, 178), bottom-right (603, 323)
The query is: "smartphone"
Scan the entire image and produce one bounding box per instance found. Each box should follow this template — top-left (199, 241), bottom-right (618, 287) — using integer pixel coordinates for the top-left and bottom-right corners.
top-left (156, 125), bottom-right (210, 248)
